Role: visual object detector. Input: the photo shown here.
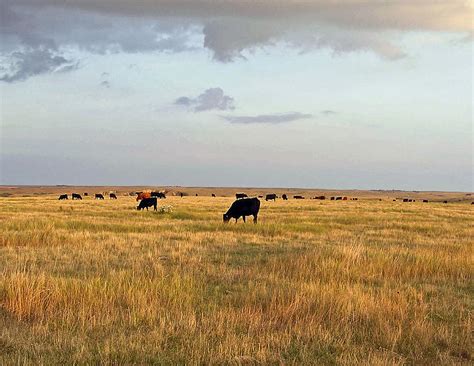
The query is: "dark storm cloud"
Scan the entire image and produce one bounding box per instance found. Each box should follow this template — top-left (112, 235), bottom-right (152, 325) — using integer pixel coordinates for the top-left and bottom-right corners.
top-left (1, 1), bottom-right (472, 80)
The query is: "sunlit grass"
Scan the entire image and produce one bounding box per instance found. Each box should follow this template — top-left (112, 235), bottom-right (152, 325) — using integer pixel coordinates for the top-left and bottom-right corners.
top-left (0, 195), bottom-right (472, 364)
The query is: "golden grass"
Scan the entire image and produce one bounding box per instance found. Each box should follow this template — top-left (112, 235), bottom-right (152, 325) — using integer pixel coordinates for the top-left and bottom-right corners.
top-left (0, 195), bottom-right (472, 365)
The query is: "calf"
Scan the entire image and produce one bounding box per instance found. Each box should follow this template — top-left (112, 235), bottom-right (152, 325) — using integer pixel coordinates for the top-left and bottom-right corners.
top-left (110, 193), bottom-right (117, 199)
top-left (137, 197), bottom-right (158, 211)
top-left (293, 195), bottom-right (305, 199)
top-left (282, 194), bottom-right (288, 200)
top-left (72, 193), bottom-right (82, 200)
top-left (58, 194), bottom-right (68, 200)
top-left (265, 193), bottom-right (277, 201)
top-left (95, 194), bottom-right (105, 200)
top-left (223, 197), bottom-right (260, 224)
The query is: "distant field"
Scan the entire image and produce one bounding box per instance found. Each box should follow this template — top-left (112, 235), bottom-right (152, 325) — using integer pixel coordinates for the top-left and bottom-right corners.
top-left (0, 189), bottom-right (472, 364)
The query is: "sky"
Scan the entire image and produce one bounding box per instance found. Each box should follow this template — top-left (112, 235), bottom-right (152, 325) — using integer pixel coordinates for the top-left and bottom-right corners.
top-left (0, 0), bottom-right (473, 191)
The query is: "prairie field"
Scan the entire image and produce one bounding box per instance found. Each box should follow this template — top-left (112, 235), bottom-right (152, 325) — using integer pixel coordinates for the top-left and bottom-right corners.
top-left (0, 189), bottom-right (472, 365)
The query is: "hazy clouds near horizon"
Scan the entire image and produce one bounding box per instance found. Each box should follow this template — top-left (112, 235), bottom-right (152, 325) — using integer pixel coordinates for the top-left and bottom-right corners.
top-left (1, 1), bottom-right (472, 190)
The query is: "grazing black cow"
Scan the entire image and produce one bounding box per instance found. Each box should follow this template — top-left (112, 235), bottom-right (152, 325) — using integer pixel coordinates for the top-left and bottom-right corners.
top-left (211, 193), bottom-right (216, 197)
top-left (180, 192), bottom-right (184, 197)
top-left (330, 197), bottom-right (335, 200)
top-left (282, 194), bottom-right (288, 200)
top-left (258, 195), bottom-right (263, 198)
top-left (137, 197), bottom-right (157, 211)
top-left (110, 193), bottom-right (117, 199)
top-left (314, 196), bottom-right (326, 200)
top-left (58, 194), bottom-right (68, 200)
top-left (352, 198), bottom-right (358, 201)
top-left (423, 200), bottom-right (429, 203)
top-left (343, 197), bottom-right (348, 201)
top-left (151, 192), bottom-right (166, 199)
top-left (293, 195), bottom-right (305, 199)
top-left (265, 194), bottom-right (277, 201)
top-left (84, 193), bottom-right (88, 196)
top-left (195, 194), bottom-right (199, 196)
top-left (335, 197), bottom-right (342, 201)
top-left (72, 193), bottom-right (82, 200)
top-left (443, 200), bottom-right (448, 204)
top-left (235, 193), bottom-right (248, 199)
top-left (95, 194), bottom-right (104, 200)
top-left (223, 198), bottom-right (260, 224)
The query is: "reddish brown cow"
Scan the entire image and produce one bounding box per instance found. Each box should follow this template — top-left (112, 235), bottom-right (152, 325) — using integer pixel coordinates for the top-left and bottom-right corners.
top-left (136, 192), bottom-right (151, 201)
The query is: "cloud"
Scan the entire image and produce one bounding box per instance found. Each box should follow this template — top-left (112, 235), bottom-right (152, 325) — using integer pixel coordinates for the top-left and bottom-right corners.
top-left (100, 80), bottom-right (111, 88)
top-left (1, 1), bottom-right (472, 79)
top-left (0, 47), bottom-right (78, 82)
top-left (222, 112), bottom-right (312, 124)
top-left (175, 88), bottom-right (235, 112)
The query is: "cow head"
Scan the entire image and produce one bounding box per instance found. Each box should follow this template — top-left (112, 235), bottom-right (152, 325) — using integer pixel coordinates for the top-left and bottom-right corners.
top-left (136, 205), bottom-right (142, 211)
top-left (223, 214), bottom-right (230, 223)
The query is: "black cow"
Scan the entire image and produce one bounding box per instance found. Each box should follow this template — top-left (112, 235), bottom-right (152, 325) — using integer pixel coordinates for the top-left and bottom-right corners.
top-left (211, 193), bottom-right (216, 197)
top-left (282, 194), bottom-right (288, 200)
top-left (265, 194), bottom-right (277, 201)
top-left (294, 195), bottom-right (305, 199)
top-left (137, 197), bottom-right (157, 211)
top-left (110, 193), bottom-right (117, 199)
top-left (151, 192), bottom-right (166, 199)
top-left (335, 196), bottom-right (342, 201)
top-left (95, 194), bottom-right (105, 200)
top-left (235, 193), bottom-right (248, 199)
top-left (223, 198), bottom-right (260, 224)
top-left (423, 200), bottom-right (429, 203)
top-left (58, 194), bottom-right (68, 200)
top-left (443, 200), bottom-right (448, 204)
top-left (330, 197), bottom-right (335, 200)
top-left (72, 193), bottom-right (82, 200)
top-left (314, 196), bottom-right (326, 200)
top-left (84, 193), bottom-right (88, 196)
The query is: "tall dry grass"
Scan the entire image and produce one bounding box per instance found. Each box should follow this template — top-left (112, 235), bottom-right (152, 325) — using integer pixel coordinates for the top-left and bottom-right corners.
top-left (0, 195), bottom-right (472, 365)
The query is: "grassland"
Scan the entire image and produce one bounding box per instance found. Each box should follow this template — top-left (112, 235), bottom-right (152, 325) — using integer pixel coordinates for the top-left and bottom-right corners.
top-left (0, 190), bottom-right (472, 365)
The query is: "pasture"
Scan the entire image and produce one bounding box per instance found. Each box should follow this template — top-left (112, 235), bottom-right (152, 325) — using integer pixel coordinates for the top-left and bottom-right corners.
top-left (0, 190), bottom-right (472, 365)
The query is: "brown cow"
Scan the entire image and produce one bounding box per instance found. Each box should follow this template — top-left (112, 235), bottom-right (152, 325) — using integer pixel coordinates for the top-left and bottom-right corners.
top-left (136, 192), bottom-right (151, 201)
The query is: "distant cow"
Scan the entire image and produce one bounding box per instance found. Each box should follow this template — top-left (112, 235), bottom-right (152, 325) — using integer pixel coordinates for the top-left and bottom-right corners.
top-left (110, 193), bottom-right (117, 199)
top-left (195, 194), bottom-right (198, 196)
top-left (137, 197), bottom-right (157, 211)
top-left (335, 197), bottom-right (342, 201)
top-left (342, 197), bottom-right (348, 200)
top-left (403, 199), bottom-right (409, 202)
top-left (314, 196), bottom-right (326, 200)
top-left (351, 198), bottom-right (358, 201)
top-left (236, 193), bottom-right (248, 199)
top-left (72, 193), bottom-right (82, 200)
top-left (83, 193), bottom-right (88, 196)
top-left (151, 192), bottom-right (166, 199)
top-left (330, 197), bottom-right (335, 200)
top-left (136, 192), bottom-right (151, 201)
top-left (423, 200), bottom-right (429, 203)
top-left (265, 194), bottom-right (277, 201)
top-left (443, 200), bottom-right (448, 204)
top-left (258, 195), bottom-right (263, 198)
top-left (58, 194), bottom-right (68, 200)
top-left (282, 194), bottom-right (288, 200)
top-left (211, 193), bottom-right (216, 197)
top-left (223, 198), bottom-right (260, 224)
top-left (293, 195), bottom-right (305, 199)
top-left (95, 194), bottom-right (105, 200)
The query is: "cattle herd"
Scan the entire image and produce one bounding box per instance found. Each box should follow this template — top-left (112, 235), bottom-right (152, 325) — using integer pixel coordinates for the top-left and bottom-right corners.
top-left (56, 190), bottom-right (470, 224)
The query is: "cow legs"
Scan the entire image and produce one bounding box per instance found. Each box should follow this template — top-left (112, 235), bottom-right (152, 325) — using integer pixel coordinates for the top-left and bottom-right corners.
top-left (154, 204), bottom-right (157, 211)
top-left (253, 215), bottom-right (258, 224)
top-left (242, 216), bottom-right (246, 223)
